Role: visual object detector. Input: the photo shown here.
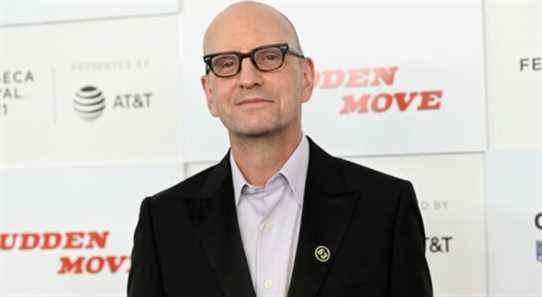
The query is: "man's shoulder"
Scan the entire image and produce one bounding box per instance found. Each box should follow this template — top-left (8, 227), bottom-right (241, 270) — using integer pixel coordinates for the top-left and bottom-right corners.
top-left (146, 163), bottom-right (220, 205)
top-left (308, 136), bottom-right (411, 193)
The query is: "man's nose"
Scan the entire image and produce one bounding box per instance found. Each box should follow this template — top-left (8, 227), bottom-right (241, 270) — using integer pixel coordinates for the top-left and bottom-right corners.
top-left (238, 57), bottom-right (263, 89)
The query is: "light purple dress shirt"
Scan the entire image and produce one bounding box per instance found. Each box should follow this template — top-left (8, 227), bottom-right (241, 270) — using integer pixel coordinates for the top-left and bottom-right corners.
top-left (230, 135), bottom-right (309, 297)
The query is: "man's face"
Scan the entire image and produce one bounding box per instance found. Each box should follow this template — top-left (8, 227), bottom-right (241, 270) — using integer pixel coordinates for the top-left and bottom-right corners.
top-left (201, 7), bottom-right (314, 138)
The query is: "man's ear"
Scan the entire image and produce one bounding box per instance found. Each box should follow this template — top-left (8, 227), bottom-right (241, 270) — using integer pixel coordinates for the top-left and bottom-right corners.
top-left (300, 57), bottom-right (315, 103)
top-left (201, 75), bottom-right (218, 117)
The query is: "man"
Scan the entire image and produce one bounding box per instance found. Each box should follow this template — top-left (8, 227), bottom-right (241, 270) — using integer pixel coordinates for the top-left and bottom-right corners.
top-left (127, 1), bottom-right (433, 297)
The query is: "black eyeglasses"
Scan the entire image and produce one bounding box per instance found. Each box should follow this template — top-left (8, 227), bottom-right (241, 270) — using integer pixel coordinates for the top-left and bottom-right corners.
top-left (203, 43), bottom-right (305, 78)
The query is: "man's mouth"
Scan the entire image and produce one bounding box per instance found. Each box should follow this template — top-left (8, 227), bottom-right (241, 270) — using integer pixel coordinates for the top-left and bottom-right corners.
top-left (236, 98), bottom-right (273, 106)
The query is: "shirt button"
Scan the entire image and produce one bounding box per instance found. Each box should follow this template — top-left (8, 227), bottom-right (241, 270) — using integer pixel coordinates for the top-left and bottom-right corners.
top-left (263, 222), bottom-right (273, 231)
top-left (264, 279), bottom-right (273, 289)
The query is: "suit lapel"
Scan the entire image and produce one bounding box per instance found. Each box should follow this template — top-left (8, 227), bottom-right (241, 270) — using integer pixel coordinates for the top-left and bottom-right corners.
top-left (287, 138), bottom-right (360, 297)
top-left (196, 154), bottom-right (257, 297)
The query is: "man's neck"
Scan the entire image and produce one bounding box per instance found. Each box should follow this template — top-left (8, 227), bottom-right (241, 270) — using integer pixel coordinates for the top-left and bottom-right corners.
top-left (229, 128), bottom-right (303, 187)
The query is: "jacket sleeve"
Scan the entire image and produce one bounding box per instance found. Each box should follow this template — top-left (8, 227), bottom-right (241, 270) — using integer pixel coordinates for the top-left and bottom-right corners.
top-left (127, 197), bottom-right (164, 297)
top-left (389, 181), bottom-right (433, 297)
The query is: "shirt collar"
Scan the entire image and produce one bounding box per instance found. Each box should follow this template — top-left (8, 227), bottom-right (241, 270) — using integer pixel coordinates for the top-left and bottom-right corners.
top-left (230, 134), bottom-right (309, 207)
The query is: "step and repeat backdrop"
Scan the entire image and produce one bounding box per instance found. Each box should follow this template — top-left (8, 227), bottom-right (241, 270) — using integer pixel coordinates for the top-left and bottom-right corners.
top-left (1, 0), bottom-right (541, 296)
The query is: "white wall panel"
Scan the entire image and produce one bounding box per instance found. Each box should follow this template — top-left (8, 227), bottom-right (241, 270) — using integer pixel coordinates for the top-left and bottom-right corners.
top-left (0, 164), bottom-right (183, 296)
top-left (1, 15), bottom-right (183, 167)
top-left (486, 151), bottom-right (542, 297)
top-left (485, 0), bottom-right (542, 149)
top-left (0, 0), bottom-right (178, 26)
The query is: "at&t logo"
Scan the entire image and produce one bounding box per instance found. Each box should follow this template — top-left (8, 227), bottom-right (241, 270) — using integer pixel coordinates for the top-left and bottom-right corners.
top-left (73, 85), bottom-right (106, 121)
top-left (72, 85), bottom-right (153, 121)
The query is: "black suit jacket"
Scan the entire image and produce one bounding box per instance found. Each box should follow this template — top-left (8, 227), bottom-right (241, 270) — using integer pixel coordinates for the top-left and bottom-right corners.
top-left (128, 137), bottom-right (433, 297)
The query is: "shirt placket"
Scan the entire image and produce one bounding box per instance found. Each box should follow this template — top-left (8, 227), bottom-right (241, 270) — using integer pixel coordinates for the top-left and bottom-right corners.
top-left (258, 186), bottom-right (298, 297)
top-left (255, 189), bottom-right (278, 297)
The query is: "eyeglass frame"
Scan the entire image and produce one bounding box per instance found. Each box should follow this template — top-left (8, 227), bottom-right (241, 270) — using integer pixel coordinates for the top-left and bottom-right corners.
top-left (203, 43), bottom-right (305, 78)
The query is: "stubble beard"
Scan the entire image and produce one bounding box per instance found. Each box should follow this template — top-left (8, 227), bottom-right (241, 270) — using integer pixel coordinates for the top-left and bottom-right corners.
top-left (223, 115), bottom-right (286, 140)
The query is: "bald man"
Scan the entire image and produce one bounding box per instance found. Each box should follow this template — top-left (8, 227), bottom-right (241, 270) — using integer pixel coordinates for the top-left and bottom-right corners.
top-left (127, 2), bottom-right (433, 297)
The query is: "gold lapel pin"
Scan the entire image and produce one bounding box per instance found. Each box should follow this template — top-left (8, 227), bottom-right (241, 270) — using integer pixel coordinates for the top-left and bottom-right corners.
top-left (314, 245), bottom-right (331, 263)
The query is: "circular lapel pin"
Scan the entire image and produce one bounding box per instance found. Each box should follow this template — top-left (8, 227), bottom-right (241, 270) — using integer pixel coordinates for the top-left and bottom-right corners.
top-left (314, 245), bottom-right (331, 263)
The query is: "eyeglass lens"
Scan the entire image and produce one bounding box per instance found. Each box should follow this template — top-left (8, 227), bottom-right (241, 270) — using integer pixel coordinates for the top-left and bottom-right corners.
top-left (211, 46), bottom-right (284, 76)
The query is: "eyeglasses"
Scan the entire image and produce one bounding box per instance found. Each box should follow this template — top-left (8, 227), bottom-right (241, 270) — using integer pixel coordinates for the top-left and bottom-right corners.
top-left (203, 43), bottom-right (305, 78)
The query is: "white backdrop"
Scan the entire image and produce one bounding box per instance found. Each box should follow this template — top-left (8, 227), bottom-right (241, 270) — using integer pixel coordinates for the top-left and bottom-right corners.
top-left (0, 15), bottom-right (183, 168)
top-left (486, 152), bottom-right (542, 297)
top-left (0, 0), bottom-right (178, 26)
top-left (0, 164), bottom-right (183, 297)
top-left (486, 0), bottom-right (542, 150)
top-left (1, 0), bottom-right (542, 296)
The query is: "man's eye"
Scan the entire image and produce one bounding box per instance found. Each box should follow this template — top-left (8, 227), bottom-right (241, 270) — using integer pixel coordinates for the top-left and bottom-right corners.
top-left (214, 58), bottom-right (237, 69)
top-left (222, 61), bottom-right (235, 68)
top-left (264, 54), bottom-right (279, 60)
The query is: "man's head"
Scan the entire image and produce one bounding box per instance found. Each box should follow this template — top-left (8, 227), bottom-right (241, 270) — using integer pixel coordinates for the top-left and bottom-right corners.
top-left (201, 1), bottom-right (315, 139)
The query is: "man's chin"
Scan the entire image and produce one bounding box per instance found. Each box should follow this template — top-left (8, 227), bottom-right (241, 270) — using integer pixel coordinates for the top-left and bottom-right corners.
top-left (231, 125), bottom-right (282, 139)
